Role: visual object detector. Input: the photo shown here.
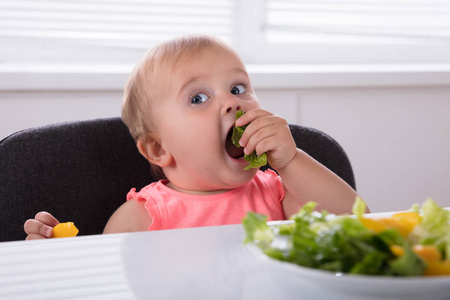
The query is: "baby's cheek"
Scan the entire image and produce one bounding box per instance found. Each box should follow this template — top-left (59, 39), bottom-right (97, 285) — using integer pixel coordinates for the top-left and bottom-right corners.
top-left (250, 98), bottom-right (262, 109)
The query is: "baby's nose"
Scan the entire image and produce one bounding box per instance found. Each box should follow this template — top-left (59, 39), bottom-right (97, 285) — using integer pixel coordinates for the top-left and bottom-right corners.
top-left (226, 104), bottom-right (241, 114)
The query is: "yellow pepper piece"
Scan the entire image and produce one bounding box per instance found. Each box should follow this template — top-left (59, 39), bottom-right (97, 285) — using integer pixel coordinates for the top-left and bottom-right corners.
top-left (361, 217), bottom-right (409, 236)
top-left (424, 260), bottom-right (450, 276)
top-left (413, 244), bottom-right (442, 263)
top-left (415, 245), bottom-right (449, 276)
top-left (361, 212), bottom-right (421, 237)
top-left (391, 212), bottom-right (421, 235)
top-left (53, 222), bottom-right (79, 238)
top-left (360, 218), bottom-right (386, 233)
top-left (376, 218), bottom-right (410, 237)
top-left (390, 244), bottom-right (447, 276)
top-left (390, 244), bottom-right (404, 257)
top-left (391, 244), bottom-right (441, 261)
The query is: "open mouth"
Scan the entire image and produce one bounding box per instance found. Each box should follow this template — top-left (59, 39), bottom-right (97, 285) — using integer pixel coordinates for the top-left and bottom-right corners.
top-left (225, 126), bottom-right (244, 159)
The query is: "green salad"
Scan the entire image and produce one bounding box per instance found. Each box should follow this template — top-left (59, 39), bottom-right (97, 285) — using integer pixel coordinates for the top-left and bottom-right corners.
top-left (243, 198), bottom-right (450, 276)
top-left (232, 110), bottom-right (267, 170)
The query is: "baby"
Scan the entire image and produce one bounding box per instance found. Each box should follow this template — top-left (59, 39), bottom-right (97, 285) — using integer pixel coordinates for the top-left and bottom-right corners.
top-left (24, 35), bottom-right (359, 239)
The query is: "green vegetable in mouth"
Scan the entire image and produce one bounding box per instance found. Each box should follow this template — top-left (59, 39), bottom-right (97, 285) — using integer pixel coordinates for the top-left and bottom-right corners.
top-left (232, 110), bottom-right (267, 170)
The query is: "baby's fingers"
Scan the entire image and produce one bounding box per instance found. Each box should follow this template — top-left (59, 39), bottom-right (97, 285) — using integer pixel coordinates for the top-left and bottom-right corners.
top-left (35, 211), bottom-right (59, 227)
top-left (235, 108), bottom-right (271, 128)
top-left (24, 219), bottom-right (53, 239)
top-left (243, 127), bottom-right (277, 156)
top-left (238, 115), bottom-right (275, 148)
top-left (24, 212), bottom-right (60, 240)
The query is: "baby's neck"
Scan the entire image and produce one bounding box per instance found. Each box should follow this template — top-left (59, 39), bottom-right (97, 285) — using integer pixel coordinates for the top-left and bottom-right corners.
top-left (165, 181), bottom-right (232, 195)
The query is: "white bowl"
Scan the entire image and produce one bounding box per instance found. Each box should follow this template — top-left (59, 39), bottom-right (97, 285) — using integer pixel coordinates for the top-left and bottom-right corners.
top-left (242, 244), bottom-right (450, 300)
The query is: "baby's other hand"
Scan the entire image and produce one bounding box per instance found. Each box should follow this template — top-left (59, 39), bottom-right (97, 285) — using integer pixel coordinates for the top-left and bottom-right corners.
top-left (236, 108), bottom-right (297, 171)
top-left (24, 212), bottom-right (59, 240)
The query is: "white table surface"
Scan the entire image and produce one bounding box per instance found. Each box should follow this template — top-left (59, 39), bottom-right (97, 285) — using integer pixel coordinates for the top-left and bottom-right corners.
top-left (0, 233), bottom-right (131, 299)
top-left (0, 210), bottom-right (447, 300)
top-left (0, 224), bottom-right (252, 300)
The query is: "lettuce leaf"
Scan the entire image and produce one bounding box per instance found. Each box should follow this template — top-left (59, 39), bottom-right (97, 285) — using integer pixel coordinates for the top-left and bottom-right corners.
top-left (352, 196), bottom-right (367, 219)
top-left (232, 110), bottom-right (267, 170)
top-left (415, 198), bottom-right (450, 261)
top-left (242, 211), bottom-right (273, 247)
top-left (420, 198), bottom-right (450, 236)
top-left (231, 110), bottom-right (245, 147)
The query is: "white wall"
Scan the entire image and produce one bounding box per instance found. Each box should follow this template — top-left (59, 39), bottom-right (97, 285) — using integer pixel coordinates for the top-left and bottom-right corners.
top-left (0, 91), bottom-right (122, 139)
top-left (257, 87), bottom-right (450, 212)
top-left (1, 69), bottom-right (450, 213)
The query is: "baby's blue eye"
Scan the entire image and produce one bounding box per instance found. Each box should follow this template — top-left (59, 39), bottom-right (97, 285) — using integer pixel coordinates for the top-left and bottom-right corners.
top-left (191, 93), bottom-right (209, 104)
top-left (231, 85), bottom-right (246, 95)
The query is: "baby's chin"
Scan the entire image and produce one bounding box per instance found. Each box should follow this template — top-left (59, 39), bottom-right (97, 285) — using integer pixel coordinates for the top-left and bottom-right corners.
top-left (222, 166), bottom-right (259, 187)
top-left (165, 158), bottom-right (259, 193)
top-left (196, 172), bottom-right (259, 193)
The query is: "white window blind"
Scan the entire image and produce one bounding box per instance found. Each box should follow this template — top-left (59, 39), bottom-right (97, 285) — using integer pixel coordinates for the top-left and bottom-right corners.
top-left (0, 0), bottom-right (238, 63)
top-left (265, 0), bottom-right (450, 44)
top-left (1, 0), bottom-right (450, 65)
top-left (249, 0), bottom-right (450, 63)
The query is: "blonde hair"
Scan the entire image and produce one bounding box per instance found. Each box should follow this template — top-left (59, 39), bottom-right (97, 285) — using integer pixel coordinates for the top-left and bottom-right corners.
top-left (121, 34), bottom-right (240, 176)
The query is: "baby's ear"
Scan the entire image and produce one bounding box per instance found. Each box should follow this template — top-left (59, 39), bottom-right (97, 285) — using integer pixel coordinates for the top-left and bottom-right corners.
top-left (137, 135), bottom-right (172, 168)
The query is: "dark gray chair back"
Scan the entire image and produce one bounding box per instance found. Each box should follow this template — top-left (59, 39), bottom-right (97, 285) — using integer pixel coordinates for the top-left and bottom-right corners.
top-left (0, 118), bottom-right (355, 242)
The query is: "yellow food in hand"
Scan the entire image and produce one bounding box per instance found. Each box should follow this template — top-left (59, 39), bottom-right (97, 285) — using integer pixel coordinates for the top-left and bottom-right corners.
top-left (53, 222), bottom-right (79, 238)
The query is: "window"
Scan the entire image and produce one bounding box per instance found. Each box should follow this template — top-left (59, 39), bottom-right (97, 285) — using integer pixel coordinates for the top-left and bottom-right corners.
top-left (0, 0), bottom-right (237, 64)
top-left (250, 0), bottom-right (450, 64)
top-left (1, 0), bottom-right (450, 65)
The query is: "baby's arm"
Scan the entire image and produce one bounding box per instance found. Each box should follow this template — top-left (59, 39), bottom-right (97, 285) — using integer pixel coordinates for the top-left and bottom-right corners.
top-left (276, 149), bottom-right (358, 216)
top-left (24, 212), bottom-right (59, 240)
top-left (103, 199), bottom-right (152, 234)
top-left (237, 109), bottom-right (360, 217)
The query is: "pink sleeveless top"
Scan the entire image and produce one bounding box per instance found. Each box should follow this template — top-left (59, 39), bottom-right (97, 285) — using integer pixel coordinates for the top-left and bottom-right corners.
top-left (127, 169), bottom-right (286, 231)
